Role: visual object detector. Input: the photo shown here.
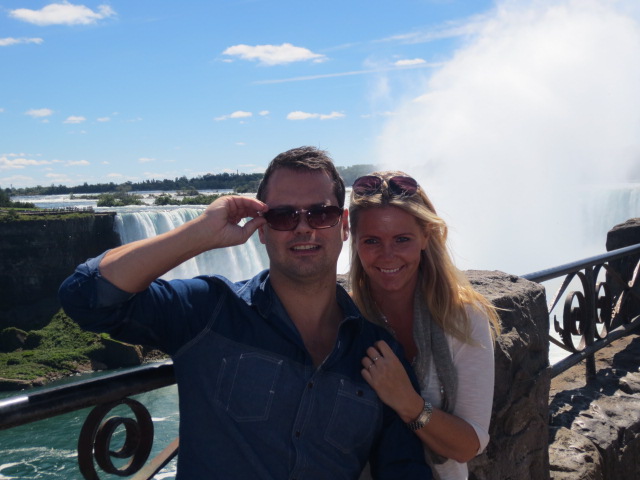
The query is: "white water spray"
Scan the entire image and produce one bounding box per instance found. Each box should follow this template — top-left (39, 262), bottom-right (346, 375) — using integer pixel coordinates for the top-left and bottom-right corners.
top-left (374, 0), bottom-right (640, 275)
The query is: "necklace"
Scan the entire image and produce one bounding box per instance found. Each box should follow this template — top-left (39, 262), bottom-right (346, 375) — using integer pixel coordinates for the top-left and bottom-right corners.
top-left (379, 312), bottom-right (396, 336)
top-left (379, 312), bottom-right (419, 366)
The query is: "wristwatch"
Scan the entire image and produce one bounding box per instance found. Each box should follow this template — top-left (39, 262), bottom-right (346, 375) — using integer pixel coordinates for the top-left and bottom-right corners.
top-left (406, 400), bottom-right (433, 431)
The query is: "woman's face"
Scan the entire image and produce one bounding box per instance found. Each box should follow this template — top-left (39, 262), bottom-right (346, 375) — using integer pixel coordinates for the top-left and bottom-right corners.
top-left (354, 205), bottom-right (428, 297)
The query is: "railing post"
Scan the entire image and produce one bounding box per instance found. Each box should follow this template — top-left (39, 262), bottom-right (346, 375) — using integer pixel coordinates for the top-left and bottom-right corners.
top-left (584, 266), bottom-right (597, 383)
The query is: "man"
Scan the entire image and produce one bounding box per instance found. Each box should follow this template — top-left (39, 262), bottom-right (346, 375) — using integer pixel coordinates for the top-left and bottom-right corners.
top-left (59, 146), bottom-right (431, 479)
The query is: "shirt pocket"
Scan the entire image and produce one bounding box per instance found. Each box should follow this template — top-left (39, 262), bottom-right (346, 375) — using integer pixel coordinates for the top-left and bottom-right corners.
top-left (324, 378), bottom-right (381, 454)
top-left (215, 351), bottom-right (283, 422)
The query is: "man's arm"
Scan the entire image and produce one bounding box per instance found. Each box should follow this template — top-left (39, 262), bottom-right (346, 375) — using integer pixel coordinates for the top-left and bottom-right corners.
top-left (100, 195), bottom-right (267, 292)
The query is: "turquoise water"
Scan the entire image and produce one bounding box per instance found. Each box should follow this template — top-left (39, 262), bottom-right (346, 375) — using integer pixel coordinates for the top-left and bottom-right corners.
top-left (0, 374), bottom-right (179, 480)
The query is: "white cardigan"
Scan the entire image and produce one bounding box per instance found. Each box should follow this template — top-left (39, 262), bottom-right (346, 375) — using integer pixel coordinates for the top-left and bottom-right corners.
top-left (420, 306), bottom-right (495, 480)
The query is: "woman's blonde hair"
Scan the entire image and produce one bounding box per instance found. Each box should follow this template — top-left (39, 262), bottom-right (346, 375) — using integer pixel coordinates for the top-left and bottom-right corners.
top-left (349, 171), bottom-right (500, 343)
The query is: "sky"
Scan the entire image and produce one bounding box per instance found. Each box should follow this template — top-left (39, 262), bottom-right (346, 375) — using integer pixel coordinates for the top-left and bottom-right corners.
top-left (2, 0), bottom-right (640, 274)
top-left (1, 0), bottom-right (496, 189)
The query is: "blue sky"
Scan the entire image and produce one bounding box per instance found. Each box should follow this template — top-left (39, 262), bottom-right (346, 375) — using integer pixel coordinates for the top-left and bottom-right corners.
top-left (2, 0), bottom-right (640, 273)
top-left (1, 0), bottom-right (494, 188)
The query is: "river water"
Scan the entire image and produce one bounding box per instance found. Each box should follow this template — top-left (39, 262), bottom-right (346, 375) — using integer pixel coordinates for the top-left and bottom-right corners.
top-left (2, 187), bottom-right (639, 477)
top-left (0, 373), bottom-right (178, 479)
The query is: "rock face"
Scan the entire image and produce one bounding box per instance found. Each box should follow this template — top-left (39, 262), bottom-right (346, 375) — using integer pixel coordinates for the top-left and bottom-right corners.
top-left (548, 334), bottom-right (640, 480)
top-left (606, 217), bottom-right (640, 328)
top-left (0, 213), bottom-right (121, 330)
top-left (466, 270), bottom-right (551, 480)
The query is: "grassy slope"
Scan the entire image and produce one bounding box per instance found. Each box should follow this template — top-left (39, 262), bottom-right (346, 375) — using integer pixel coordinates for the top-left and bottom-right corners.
top-left (0, 311), bottom-right (104, 382)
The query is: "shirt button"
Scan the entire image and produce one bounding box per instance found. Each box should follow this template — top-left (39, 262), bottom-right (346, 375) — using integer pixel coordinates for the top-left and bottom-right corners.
top-left (295, 431), bottom-right (301, 437)
top-left (307, 382), bottom-right (314, 389)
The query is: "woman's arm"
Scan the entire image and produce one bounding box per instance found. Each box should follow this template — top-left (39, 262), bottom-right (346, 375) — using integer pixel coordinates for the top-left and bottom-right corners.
top-left (362, 312), bottom-right (494, 463)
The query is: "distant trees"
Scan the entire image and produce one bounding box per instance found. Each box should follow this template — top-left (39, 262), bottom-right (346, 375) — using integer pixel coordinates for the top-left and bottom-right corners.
top-left (96, 186), bottom-right (144, 207)
top-left (7, 164), bottom-right (379, 198)
top-left (0, 187), bottom-right (35, 208)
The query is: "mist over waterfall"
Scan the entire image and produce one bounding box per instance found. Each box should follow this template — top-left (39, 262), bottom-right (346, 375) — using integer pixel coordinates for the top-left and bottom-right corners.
top-left (370, 0), bottom-right (640, 275)
top-left (115, 208), bottom-right (269, 282)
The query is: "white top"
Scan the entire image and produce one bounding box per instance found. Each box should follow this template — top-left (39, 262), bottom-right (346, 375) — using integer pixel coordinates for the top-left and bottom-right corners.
top-left (421, 306), bottom-right (495, 480)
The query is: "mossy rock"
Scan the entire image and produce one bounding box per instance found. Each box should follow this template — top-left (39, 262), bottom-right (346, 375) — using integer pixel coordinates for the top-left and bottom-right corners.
top-left (0, 327), bottom-right (27, 352)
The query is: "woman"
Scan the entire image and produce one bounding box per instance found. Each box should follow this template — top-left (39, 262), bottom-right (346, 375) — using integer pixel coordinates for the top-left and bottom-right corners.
top-left (349, 172), bottom-right (501, 480)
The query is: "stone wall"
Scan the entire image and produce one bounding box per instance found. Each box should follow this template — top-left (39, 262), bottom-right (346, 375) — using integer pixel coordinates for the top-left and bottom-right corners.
top-left (0, 213), bottom-right (121, 330)
top-left (606, 218), bottom-right (640, 328)
top-left (466, 271), bottom-right (551, 480)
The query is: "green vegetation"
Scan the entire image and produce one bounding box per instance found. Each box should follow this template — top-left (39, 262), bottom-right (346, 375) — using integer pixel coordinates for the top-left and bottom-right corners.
top-left (6, 164), bottom-right (378, 198)
top-left (0, 210), bottom-right (96, 223)
top-left (1, 187), bottom-right (35, 209)
top-left (0, 312), bottom-right (104, 382)
top-left (97, 192), bottom-right (144, 207)
top-left (9, 172), bottom-right (265, 197)
top-left (153, 192), bottom-right (226, 206)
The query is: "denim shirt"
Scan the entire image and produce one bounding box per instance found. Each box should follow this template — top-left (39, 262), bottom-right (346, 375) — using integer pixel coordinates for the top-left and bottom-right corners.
top-left (59, 254), bottom-right (431, 480)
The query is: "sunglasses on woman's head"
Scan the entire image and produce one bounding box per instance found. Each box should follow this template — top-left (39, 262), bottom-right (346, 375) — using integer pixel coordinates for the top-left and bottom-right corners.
top-left (260, 205), bottom-right (343, 231)
top-left (352, 175), bottom-right (419, 198)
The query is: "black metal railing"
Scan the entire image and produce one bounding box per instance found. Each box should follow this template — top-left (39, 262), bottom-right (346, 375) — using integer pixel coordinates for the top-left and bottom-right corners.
top-left (0, 360), bottom-right (178, 479)
top-left (522, 242), bottom-right (640, 379)
top-left (0, 243), bottom-right (639, 478)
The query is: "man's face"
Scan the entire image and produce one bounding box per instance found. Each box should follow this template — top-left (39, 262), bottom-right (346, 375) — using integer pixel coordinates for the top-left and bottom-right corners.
top-left (258, 168), bottom-right (348, 284)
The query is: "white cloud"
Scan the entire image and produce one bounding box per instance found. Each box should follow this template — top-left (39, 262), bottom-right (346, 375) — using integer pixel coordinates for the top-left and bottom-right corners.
top-left (25, 108), bottom-right (53, 118)
top-left (96, 116), bottom-right (110, 122)
top-left (383, 15), bottom-right (488, 44)
top-left (107, 173), bottom-right (124, 178)
top-left (0, 154), bottom-right (52, 170)
top-left (10, 2), bottom-right (116, 26)
top-left (395, 58), bottom-right (426, 67)
top-left (0, 174), bottom-right (33, 186)
top-left (222, 43), bottom-right (327, 66)
top-left (45, 173), bottom-right (71, 182)
top-left (215, 111), bottom-right (253, 121)
top-left (0, 37), bottom-right (43, 47)
top-left (287, 111), bottom-right (345, 120)
top-left (255, 62), bottom-right (439, 85)
top-left (138, 157), bottom-right (156, 163)
top-left (66, 160), bottom-right (89, 166)
top-left (375, 0), bottom-right (640, 274)
top-left (259, 110), bottom-right (270, 116)
top-left (64, 115), bottom-right (86, 124)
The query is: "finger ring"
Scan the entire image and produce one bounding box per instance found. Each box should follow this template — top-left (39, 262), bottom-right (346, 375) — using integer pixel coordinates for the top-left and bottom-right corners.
top-left (372, 356), bottom-right (380, 362)
top-left (368, 363), bottom-right (374, 370)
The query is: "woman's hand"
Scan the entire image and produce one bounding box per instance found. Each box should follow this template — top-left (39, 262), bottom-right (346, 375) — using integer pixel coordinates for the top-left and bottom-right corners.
top-left (361, 340), bottom-right (424, 422)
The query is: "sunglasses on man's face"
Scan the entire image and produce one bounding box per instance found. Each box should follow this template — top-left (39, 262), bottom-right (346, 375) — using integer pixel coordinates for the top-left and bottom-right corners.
top-left (352, 175), bottom-right (419, 197)
top-left (260, 205), bottom-right (343, 231)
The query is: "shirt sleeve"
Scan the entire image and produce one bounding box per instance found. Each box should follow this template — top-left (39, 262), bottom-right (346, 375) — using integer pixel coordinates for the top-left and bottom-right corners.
top-left (448, 306), bottom-right (495, 454)
top-left (58, 252), bottom-right (220, 355)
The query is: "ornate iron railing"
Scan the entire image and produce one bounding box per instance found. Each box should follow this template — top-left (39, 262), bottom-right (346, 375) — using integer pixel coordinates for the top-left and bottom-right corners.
top-left (0, 360), bottom-right (178, 479)
top-left (0, 243), bottom-right (639, 478)
top-left (521, 242), bottom-right (640, 379)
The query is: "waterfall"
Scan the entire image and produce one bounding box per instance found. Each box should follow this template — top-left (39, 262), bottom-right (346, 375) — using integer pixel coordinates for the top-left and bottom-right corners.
top-left (114, 208), bottom-right (269, 282)
top-left (110, 184), bottom-right (640, 282)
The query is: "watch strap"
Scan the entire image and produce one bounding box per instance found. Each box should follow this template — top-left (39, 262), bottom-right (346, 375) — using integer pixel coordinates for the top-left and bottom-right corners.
top-left (406, 400), bottom-right (433, 431)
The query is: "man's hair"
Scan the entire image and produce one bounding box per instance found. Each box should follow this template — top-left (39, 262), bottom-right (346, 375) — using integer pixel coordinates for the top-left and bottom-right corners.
top-left (257, 146), bottom-right (346, 208)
